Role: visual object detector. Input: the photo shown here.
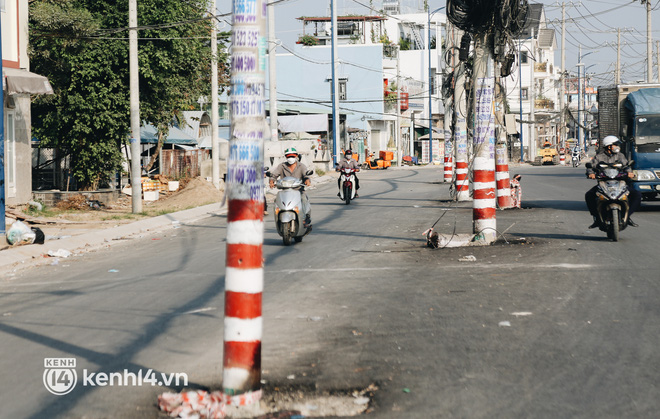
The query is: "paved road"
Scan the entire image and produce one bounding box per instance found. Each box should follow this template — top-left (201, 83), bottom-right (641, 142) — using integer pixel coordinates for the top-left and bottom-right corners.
top-left (1, 164), bottom-right (659, 418)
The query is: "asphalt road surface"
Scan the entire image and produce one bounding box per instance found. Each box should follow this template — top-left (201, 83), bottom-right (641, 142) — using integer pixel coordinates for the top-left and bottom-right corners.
top-left (1, 163), bottom-right (659, 418)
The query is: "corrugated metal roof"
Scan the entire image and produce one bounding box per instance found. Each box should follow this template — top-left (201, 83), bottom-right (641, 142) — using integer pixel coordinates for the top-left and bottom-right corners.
top-left (141, 124), bottom-right (197, 145)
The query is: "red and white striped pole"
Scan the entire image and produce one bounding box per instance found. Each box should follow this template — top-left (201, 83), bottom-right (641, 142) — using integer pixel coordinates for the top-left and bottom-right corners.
top-left (454, 62), bottom-right (470, 201)
top-left (472, 33), bottom-right (497, 243)
top-left (223, 0), bottom-right (266, 399)
top-left (495, 142), bottom-right (513, 209)
top-left (443, 128), bottom-right (453, 183)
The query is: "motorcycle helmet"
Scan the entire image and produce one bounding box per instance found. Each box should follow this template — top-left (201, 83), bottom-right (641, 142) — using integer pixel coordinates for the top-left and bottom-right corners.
top-left (602, 135), bottom-right (620, 147)
top-left (284, 147), bottom-right (299, 157)
top-left (345, 150), bottom-right (353, 157)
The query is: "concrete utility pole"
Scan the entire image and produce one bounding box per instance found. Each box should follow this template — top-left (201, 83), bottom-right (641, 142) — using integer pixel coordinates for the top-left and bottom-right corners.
top-left (617, 29), bottom-right (621, 85)
top-left (129, 0), bottom-right (142, 214)
top-left (471, 32), bottom-right (497, 244)
top-left (223, 0), bottom-right (266, 400)
top-left (559, 2), bottom-right (565, 149)
top-left (646, 0), bottom-right (653, 83)
top-left (331, 0), bottom-right (340, 165)
top-left (494, 64), bottom-right (512, 209)
top-left (657, 40), bottom-right (659, 83)
top-left (443, 23), bottom-right (455, 184)
top-left (454, 31), bottom-right (470, 202)
top-left (0, 17), bottom-right (5, 235)
top-left (529, 28), bottom-right (536, 161)
top-left (268, 1), bottom-right (278, 142)
top-left (396, 45), bottom-right (402, 167)
top-left (211, 5), bottom-right (221, 189)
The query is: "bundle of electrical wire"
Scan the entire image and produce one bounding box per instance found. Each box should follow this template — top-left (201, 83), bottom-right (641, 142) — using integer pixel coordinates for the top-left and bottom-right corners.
top-left (447, 0), bottom-right (529, 35)
top-left (446, 0), bottom-right (497, 33)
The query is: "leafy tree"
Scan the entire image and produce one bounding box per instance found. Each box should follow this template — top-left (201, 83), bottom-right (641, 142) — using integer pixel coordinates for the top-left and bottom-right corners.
top-left (29, 0), bottom-right (225, 190)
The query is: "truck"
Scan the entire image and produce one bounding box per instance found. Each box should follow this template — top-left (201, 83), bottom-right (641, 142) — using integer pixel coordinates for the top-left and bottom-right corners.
top-left (598, 84), bottom-right (660, 200)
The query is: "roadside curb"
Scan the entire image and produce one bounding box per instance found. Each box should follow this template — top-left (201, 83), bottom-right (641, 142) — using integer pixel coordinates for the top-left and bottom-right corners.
top-left (0, 202), bottom-right (227, 274)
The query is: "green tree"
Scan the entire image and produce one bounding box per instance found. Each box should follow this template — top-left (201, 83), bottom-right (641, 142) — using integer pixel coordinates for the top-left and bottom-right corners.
top-left (29, 0), bottom-right (224, 190)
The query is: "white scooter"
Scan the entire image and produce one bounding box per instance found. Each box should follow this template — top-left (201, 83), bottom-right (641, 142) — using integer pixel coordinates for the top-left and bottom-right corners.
top-left (572, 151), bottom-right (581, 167)
top-left (271, 172), bottom-right (313, 245)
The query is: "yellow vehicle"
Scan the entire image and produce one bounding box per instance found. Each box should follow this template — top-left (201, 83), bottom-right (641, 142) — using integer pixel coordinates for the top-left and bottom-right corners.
top-left (535, 140), bottom-right (559, 165)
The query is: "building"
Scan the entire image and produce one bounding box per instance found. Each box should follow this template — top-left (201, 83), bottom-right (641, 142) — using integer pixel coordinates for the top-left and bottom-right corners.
top-left (504, 3), bottom-right (560, 161)
top-left (270, 9), bottom-right (445, 163)
top-left (3, 0), bottom-right (53, 205)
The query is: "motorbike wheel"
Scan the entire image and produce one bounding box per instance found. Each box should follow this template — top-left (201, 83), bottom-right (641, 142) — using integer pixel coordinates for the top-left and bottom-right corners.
top-left (344, 185), bottom-right (351, 205)
top-left (281, 221), bottom-right (293, 246)
top-left (610, 208), bottom-right (619, 242)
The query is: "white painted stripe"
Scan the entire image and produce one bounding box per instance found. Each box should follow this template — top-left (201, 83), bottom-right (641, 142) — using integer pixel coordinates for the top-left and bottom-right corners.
top-left (473, 156), bottom-right (492, 168)
top-left (226, 220), bottom-right (264, 245)
top-left (223, 367), bottom-right (251, 390)
top-left (456, 168), bottom-right (469, 175)
top-left (495, 172), bottom-right (509, 181)
top-left (474, 219), bottom-right (497, 230)
top-left (226, 267), bottom-right (264, 293)
top-left (473, 198), bottom-right (497, 208)
top-left (473, 181), bottom-right (496, 190)
top-left (224, 317), bottom-right (263, 341)
top-left (497, 189), bottom-right (511, 197)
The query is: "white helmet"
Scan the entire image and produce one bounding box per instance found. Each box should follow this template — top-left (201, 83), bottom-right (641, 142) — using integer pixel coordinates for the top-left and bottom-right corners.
top-left (602, 135), bottom-right (619, 147)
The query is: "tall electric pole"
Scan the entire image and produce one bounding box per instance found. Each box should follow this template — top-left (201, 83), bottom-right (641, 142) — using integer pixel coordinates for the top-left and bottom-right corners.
top-left (559, 2), bottom-right (565, 149)
top-left (129, 0), bottom-right (142, 213)
top-left (646, 0), bottom-right (653, 83)
top-left (268, 1), bottom-right (278, 142)
top-left (211, 5), bottom-right (221, 189)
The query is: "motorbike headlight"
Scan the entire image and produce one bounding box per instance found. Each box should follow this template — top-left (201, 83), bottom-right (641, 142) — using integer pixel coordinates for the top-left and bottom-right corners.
top-left (633, 170), bottom-right (656, 181)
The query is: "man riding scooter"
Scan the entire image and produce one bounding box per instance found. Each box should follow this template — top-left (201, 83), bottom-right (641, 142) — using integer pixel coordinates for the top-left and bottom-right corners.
top-left (585, 135), bottom-right (641, 228)
top-left (336, 150), bottom-right (360, 198)
top-left (269, 147), bottom-right (312, 226)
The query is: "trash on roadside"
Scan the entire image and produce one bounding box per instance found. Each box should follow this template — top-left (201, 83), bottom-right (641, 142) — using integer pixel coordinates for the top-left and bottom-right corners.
top-left (7, 220), bottom-right (36, 246)
top-left (108, 269), bottom-right (119, 273)
top-left (47, 249), bottom-right (72, 258)
top-left (498, 321), bottom-right (511, 327)
top-left (459, 255), bottom-right (477, 262)
top-left (402, 388), bottom-right (411, 393)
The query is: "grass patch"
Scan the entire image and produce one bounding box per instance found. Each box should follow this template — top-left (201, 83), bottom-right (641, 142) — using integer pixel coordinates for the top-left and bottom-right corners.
top-left (315, 168), bottom-right (326, 177)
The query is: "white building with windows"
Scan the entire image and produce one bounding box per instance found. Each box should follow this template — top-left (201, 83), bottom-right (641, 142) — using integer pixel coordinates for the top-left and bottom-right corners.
top-left (503, 3), bottom-right (561, 161)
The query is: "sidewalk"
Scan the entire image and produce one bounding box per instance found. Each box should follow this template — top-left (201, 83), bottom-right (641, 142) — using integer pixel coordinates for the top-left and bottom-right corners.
top-left (0, 203), bottom-right (227, 274)
top-left (0, 173), bottom-right (339, 274)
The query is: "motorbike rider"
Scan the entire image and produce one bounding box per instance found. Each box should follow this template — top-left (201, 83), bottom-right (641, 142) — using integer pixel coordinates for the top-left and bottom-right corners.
top-left (336, 150), bottom-right (360, 197)
top-left (269, 147), bottom-right (312, 223)
top-left (585, 135), bottom-right (641, 228)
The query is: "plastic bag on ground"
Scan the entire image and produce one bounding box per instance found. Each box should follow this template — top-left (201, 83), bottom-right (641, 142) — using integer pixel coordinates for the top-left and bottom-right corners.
top-left (7, 220), bottom-right (36, 246)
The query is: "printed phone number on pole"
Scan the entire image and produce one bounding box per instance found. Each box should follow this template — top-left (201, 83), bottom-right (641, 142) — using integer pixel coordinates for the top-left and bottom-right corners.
top-left (234, 0), bottom-right (257, 21)
top-left (233, 28), bottom-right (260, 48)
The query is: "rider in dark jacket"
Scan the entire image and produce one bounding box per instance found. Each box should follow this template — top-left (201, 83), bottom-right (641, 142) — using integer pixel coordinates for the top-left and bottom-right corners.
top-left (585, 135), bottom-right (641, 228)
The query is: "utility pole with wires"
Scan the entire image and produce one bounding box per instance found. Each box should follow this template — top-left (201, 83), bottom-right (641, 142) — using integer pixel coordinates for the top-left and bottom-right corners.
top-left (223, 0), bottom-right (267, 401)
top-left (471, 32), bottom-right (497, 244)
top-left (129, 0), bottom-right (142, 214)
top-left (453, 32), bottom-right (471, 202)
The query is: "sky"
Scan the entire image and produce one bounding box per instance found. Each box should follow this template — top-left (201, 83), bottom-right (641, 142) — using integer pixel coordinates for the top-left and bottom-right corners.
top-left (217, 0), bottom-right (660, 87)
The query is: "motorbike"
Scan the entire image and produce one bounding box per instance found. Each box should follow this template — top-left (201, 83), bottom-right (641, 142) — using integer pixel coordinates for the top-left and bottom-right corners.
top-left (572, 152), bottom-right (581, 167)
top-left (338, 167), bottom-right (358, 204)
top-left (586, 161), bottom-right (632, 241)
top-left (270, 171), bottom-right (313, 245)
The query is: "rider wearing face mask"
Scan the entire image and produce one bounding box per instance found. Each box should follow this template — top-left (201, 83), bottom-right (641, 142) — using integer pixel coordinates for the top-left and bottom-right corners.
top-left (336, 150), bottom-right (360, 197)
top-left (585, 135), bottom-right (641, 228)
top-left (269, 147), bottom-right (312, 188)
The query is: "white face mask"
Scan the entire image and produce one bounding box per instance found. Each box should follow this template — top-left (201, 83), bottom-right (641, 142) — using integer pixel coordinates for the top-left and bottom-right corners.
top-left (611, 146), bottom-right (620, 154)
top-left (286, 157), bottom-right (297, 165)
